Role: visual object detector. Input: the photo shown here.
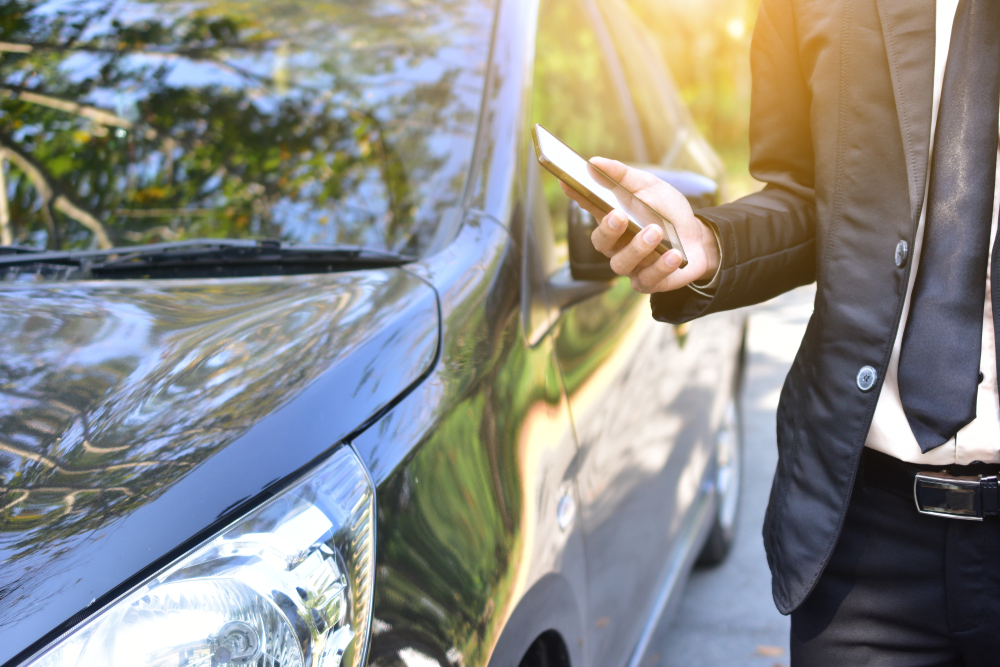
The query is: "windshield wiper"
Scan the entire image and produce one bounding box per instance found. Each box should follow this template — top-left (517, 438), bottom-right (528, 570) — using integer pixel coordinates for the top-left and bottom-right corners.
top-left (0, 245), bottom-right (46, 256)
top-left (0, 239), bottom-right (416, 280)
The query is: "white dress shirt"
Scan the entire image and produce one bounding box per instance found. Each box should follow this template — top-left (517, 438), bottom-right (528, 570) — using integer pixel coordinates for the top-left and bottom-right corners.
top-left (864, 0), bottom-right (1000, 465)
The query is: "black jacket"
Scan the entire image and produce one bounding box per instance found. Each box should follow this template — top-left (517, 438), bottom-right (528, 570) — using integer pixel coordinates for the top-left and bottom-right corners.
top-left (651, 0), bottom-right (937, 613)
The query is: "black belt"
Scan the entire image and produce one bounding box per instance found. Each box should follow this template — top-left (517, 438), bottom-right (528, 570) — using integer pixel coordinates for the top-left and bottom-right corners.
top-left (861, 448), bottom-right (1000, 521)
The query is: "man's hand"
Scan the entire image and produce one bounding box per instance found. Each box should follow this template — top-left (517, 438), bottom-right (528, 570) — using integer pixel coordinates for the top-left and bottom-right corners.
top-left (559, 157), bottom-right (721, 294)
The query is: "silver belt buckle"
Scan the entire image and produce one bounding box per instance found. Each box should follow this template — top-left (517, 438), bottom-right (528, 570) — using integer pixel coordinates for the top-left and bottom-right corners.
top-left (914, 472), bottom-right (983, 521)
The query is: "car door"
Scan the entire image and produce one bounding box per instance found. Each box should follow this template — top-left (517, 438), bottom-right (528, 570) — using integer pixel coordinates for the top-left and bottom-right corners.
top-left (527, 1), bottom-right (719, 665)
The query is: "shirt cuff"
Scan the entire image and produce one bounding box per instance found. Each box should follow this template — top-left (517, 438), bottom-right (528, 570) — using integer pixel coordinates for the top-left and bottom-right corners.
top-left (685, 221), bottom-right (722, 297)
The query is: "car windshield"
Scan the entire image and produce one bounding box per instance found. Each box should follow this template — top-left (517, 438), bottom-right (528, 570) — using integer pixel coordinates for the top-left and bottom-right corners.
top-left (0, 0), bottom-right (494, 256)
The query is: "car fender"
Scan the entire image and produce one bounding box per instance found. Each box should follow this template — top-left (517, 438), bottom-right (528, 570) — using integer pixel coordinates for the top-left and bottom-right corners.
top-left (487, 573), bottom-right (586, 667)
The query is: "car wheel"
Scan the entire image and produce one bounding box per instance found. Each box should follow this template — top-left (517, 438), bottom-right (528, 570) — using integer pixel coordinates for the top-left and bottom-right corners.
top-left (697, 397), bottom-right (743, 566)
top-left (518, 632), bottom-right (570, 667)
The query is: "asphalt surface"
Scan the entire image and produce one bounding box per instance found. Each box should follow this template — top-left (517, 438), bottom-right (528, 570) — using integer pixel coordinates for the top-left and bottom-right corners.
top-left (645, 284), bottom-right (817, 667)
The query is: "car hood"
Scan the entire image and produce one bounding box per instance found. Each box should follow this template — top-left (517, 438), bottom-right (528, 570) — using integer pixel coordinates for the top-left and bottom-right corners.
top-left (0, 268), bottom-right (439, 665)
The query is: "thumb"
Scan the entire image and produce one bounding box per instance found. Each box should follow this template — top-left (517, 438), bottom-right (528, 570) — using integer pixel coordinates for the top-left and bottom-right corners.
top-left (590, 156), bottom-right (661, 196)
top-left (589, 156), bottom-right (627, 183)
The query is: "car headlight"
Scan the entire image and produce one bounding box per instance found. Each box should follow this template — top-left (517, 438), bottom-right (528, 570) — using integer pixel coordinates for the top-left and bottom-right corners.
top-left (26, 445), bottom-right (375, 667)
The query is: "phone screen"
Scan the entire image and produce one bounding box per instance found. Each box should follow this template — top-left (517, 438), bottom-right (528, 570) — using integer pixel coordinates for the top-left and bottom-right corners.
top-left (532, 123), bottom-right (687, 266)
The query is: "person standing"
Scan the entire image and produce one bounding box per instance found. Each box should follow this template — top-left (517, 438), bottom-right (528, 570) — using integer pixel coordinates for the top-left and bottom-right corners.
top-left (563, 0), bottom-right (1000, 663)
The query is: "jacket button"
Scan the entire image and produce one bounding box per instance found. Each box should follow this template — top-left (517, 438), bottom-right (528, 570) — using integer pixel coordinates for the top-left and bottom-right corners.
top-left (857, 366), bottom-right (878, 392)
top-left (895, 240), bottom-right (909, 267)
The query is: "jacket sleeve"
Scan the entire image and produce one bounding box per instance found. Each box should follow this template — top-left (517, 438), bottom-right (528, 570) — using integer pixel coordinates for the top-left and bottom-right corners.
top-left (651, 0), bottom-right (817, 324)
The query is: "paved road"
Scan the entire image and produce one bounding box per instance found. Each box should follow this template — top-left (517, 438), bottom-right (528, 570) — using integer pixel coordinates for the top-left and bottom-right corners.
top-left (645, 285), bottom-right (817, 667)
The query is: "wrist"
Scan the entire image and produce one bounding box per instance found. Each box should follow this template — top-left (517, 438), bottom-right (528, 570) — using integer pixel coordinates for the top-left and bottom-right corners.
top-left (698, 217), bottom-right (721, 282)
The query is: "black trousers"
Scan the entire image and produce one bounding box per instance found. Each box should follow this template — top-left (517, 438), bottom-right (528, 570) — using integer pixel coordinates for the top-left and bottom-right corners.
top-left (791, 456), bottom-right (1000, 666)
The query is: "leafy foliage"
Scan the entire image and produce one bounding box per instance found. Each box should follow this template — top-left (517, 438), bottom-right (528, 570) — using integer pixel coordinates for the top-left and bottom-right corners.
top-left (628, 0), bottom-right (758, 194)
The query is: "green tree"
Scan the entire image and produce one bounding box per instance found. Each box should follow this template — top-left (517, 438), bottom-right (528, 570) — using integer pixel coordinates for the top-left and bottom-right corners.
top-left (627, 0), bottom-right (759, 195)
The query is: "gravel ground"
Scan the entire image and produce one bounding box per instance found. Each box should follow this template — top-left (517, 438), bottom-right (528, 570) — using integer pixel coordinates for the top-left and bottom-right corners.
top-left (644, 284), bottom-right (817, 667)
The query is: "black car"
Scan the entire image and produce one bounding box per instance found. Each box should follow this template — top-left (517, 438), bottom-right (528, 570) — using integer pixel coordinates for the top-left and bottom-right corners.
top-left (0, 0), bottom-right (746, 665)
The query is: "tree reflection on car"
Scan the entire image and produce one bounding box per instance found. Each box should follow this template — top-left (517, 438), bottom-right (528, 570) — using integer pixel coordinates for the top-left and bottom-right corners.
top-left (0, 0), bottom-right (485, 255)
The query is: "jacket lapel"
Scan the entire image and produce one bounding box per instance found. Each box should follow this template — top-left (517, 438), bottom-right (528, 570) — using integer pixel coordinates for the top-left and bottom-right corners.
top-left (874, 0), bottom-right (935, 225)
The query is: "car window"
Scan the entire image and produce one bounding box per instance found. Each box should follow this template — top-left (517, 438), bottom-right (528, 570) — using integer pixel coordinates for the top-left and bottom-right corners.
top-left (0, 0), bottom-right (495, 256)
top-left (529, 0), bottom-right (638, 265)
top-left (600, 0), bottom-right (683, 164)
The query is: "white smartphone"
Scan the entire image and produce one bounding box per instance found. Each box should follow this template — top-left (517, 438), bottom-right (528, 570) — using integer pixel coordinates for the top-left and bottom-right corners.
top-left (532, 123), bottom-right (688, 267)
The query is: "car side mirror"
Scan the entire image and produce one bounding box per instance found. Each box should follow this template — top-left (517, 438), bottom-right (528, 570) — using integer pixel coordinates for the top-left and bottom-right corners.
top-left (568, 167), bottom-right (720, 282)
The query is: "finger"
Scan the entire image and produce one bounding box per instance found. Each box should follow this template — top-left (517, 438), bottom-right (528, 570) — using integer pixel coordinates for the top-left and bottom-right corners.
top-left (589, 157), bottom-right (663, 195)
top-left (631, 249), bottom-right (685, 293)
top-left (588, 157), bottom-right (691, 230)
top-left (559, 181), bottom-right (608, 222)
top-left (591, 210), bottom-right (629, 256)
top-left (610, 224), bottom-right (663, 275)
